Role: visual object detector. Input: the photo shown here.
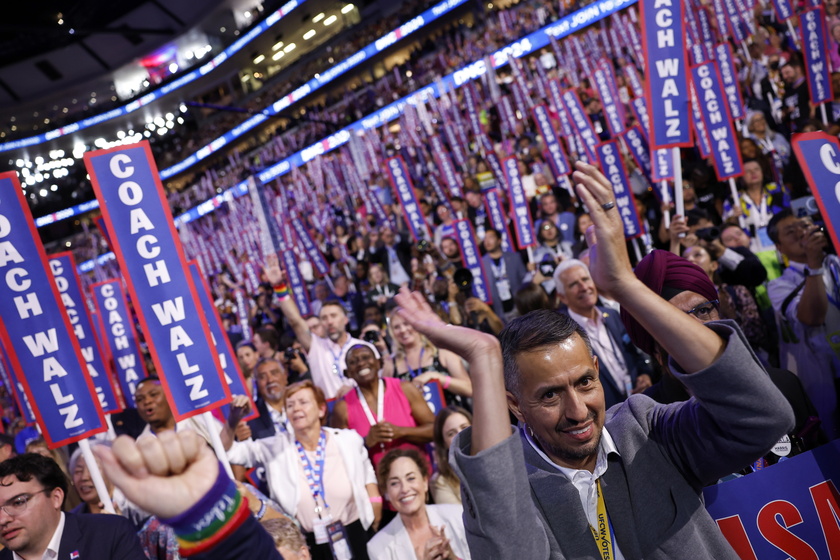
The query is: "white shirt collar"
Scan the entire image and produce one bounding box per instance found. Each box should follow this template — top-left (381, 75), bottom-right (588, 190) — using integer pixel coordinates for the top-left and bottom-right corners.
top-left (522, 424), bottom-right (619, 479)
top-left (567, 307), bottom-right (603, 330)
top-left (14, 511), bottom-right (64, 560)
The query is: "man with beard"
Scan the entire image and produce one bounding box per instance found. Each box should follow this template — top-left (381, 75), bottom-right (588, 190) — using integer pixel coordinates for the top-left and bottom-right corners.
top-left (248, 358), bottom-right (291, 439)
top-left (392, 161), bottom-right (792, 559)
top-left (264, 255), bottom-right (365, 399)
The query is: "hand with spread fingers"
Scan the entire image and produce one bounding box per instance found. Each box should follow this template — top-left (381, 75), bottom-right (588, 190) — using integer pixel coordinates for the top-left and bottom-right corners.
top-left (571, 161), bottom-right (635, 299)
top-left (394, 289), bottom-right (500, 365)
top-left (394, 289), bottom-right (509, 455)
top-left (571, 161), bottom-right (725, 374)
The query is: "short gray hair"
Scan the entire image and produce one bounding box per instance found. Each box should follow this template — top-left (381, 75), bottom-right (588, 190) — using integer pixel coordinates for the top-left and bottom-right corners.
top-left (553, 259), bottom-right (590, 297)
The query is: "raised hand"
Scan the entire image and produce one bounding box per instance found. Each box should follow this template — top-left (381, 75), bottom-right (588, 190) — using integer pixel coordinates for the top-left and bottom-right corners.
top-left (94, 430), bottom-right (218, 520)
top-left (395, 289), bottom-right (500, 363)
top-left (227, 394), bottom-right (253, 429)
top-left (571, 161), bottom-right (636, 298)
top-left (264, 253), bottom-right (286, 287)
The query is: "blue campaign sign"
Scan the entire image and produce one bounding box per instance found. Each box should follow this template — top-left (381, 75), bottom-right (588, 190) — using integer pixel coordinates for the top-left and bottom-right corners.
top-left (0, 340), bottom-right (36, 424)
top-left (652, 147), bottom-right (675, 182)
top-left (290, 217), bottom-right (329, 276)
top-left (714, 43), bottom-right (745, 121)
top-left (562, 89), bottom-right (599, 161)
top-left (502, 156), bottom-right (537, 249)
top-left (91, 279), bottom-right (148, 405)
top-left (49, 252), bottom-right (121, 414)
top-left (84, 142), bottom-right (231, 422)
top-left (800, 6), bottom-right (832, 105)
top-left (691, 62), bottom-right (743, 180)
top-left (188, 261), bottom-right (257, 422)
top-left (431, 136), bottom-right (463, 199)
top-left (532, 104), bottom-right (571, 179)
top-left (621, 126), bottom-right (653, 179)
top-left (595, 140), bottom-right (643, 239)
top-left (483, 188), bottom-right (513, 253)
top-left (452, 219), bottom-right (492, 303)
top-left (771, 0), bottom-right (794, 20)
top-left (0, 172), bottom-right (105, 447)
top-left (387, 156), bottom-right (431, 242)
top-left (703, 440), bottom-right (840, 560)
top-left (629, 96), bottom-right (651, 140)
top-left (689, 84), bottom-right (713, 158)
top-left (593, 61), bottom-right (627, 136)
top-left (639, 0), bottom-right (692, 149)
top-left (281, 249), bottom-right (311, 316)
top-left (421, 380), bottom-right (446, 415)
top-left (791, 132), bottom-right (840, 254)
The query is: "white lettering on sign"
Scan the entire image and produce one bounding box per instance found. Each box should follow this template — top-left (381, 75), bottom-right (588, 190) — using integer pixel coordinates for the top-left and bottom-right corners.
top-left (696, 64), bottom-right (735, 175)
top-left (99, 282), bottom-right (139, 395)
top-left (818, 143), bottom-right (840, 203)
top-left (651, 0), bottom-right (682, 139)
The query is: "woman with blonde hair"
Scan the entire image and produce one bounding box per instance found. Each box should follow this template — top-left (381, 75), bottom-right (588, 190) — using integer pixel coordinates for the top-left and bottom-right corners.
top-left (387, 308), bottom-right (472, 407)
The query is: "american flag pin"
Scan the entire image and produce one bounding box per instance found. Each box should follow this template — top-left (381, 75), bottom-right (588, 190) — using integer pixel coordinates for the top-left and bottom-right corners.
top-left (70, 552), bottom-right (80, 559)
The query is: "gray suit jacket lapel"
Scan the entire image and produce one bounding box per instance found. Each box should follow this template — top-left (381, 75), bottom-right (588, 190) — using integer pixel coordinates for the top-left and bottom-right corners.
top-left (521, 434), bottom-right (602, 559)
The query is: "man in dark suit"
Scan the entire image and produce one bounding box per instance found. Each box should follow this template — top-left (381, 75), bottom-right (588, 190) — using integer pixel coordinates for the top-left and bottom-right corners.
top-left (371, 225), bottom-right (413, 287)
top-left (481, 228), bottom-right (528, 323)
top-left (555, 258), bottom-right (653, 408)
top-left (0, 453), bottom-right (145, 560)
top-left (247, 357), bottom-right (290, 440)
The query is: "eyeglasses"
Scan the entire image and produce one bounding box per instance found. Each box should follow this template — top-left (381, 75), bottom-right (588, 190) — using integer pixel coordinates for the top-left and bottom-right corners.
top-left (685, 300), bottom-right (719, 321)
top-left (1, 489), bottom-right (51, 517)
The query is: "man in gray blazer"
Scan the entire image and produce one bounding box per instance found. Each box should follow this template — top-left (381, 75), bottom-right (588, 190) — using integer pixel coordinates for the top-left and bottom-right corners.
top-left (393, 162), bottom-right (793, 560)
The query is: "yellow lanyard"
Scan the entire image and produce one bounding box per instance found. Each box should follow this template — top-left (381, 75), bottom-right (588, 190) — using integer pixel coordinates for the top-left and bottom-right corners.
top-left (589, 479), bottom-right (615, 560)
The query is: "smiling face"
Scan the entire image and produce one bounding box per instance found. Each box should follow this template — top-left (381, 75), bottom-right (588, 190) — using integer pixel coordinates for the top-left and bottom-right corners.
top-left (285, 388), bottom-right (326, 432)
top-left (389, 313), bottom-right (417, 348)
top-left (507, 334), bottom-right (605, 471)
top-left (343, 345), bottom-right (381, 388)
top-left (256, 360), bottom-right (289, 404)
top-left (385, 457), bottom-right (429, 517)
top-left (71, 455), bottom-right (112, 507)
top-left (0, 475), bottom-right (63, 557)
top-left (557, 265), bottom-right (598, 316)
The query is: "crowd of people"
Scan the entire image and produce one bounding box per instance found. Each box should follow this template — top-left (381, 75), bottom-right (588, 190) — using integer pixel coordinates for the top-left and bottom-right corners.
top-left (0, 0), bottom-right (838, 557)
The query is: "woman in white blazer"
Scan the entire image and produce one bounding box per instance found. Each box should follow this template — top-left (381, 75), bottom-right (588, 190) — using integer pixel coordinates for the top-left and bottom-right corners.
top-left (367, 448), bottom-right (470, 560)
top-left (226, 380), bottom-right (382, 560)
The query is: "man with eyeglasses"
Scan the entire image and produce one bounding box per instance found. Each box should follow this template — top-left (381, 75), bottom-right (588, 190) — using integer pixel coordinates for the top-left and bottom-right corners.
top-left (626, 249), bottom-right (825, 458)
top-left (0, 453), bottom-right (146, 559)
top-left (767, 209), bottom-right (840, 440)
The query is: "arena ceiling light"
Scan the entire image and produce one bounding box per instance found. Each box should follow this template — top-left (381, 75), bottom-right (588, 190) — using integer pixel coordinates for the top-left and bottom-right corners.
top-left (323, 15), bottom-right (337, 25)
top-left (341, 4), bottom-right (355, 13)
top-left (313, 12), bottom-right (325, 22)
top-left (272, 50), bottom-right (285, 61)
top-left (272, 41), bottom-right (284, 51)
top-left (303, 29), bottom-right (316, 40)
top-left (254, 54), bottom-right (266, 64)
top-left (283, 42), bottom-right (296, 53)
